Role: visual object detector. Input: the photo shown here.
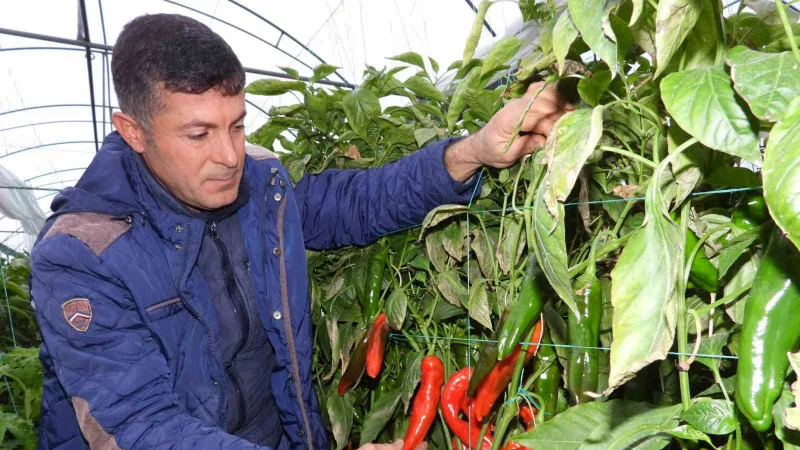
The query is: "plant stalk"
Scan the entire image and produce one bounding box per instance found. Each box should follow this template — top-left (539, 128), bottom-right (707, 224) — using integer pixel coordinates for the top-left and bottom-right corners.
top-left (677, 201), bottom-right (691, 410)
top-left (776, 0), bottom-right (800, 62)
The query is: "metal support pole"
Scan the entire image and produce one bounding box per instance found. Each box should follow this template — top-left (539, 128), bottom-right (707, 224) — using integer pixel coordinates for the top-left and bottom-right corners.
top-left (0, 26), bottom-right (354, 88)
top-left (78, 0), bottom-right (100, 152)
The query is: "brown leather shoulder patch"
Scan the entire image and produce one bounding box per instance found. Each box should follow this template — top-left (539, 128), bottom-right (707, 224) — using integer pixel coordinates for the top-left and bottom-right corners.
top-left (245, 144), bottom-right (279, 161)
top-left (44, 213), bottom-right (130, 256)
top-left (72, 396), bottom-right (121, 450)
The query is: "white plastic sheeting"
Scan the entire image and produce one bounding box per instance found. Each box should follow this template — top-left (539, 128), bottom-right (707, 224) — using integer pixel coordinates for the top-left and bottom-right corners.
top-left (0, 0), bottom-right (539, 253)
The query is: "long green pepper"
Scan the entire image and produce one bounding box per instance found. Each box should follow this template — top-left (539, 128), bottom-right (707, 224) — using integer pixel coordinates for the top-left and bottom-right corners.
top-left (533, 332), bottom-right (560, 421)
top-left (362, 246), bottom-right (388, 323)
top-left (497, 255), bottom-right (546, 359)
top-left (566, 276), bottom-right (602, 404)
top-left (735, 227), bottom-right (800, 431)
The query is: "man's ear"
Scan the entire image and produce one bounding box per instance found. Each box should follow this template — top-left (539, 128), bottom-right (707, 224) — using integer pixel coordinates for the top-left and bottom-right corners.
top-left (112, 112), bottom-right (147, 154)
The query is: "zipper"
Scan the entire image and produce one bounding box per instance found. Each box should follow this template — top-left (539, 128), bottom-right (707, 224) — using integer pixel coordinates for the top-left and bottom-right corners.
top-left (275, 194), bottom-right (314, 449)
top-left (209, 220), bottom-right (255, 432)
top-left (174, 221), bottom-right (227, 427)
top-left (209, 221), bottom-right (252, 354)
top-left (224, 361), bottom-right (247, 433)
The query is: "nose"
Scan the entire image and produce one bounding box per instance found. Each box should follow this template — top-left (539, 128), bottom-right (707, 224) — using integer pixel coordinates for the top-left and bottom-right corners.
top-left (213, 133), bottom-right (239, 169)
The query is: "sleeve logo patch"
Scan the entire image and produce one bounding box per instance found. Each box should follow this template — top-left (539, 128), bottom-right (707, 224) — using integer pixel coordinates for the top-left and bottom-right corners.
top-left (62, 298), bottom-right (92, 332)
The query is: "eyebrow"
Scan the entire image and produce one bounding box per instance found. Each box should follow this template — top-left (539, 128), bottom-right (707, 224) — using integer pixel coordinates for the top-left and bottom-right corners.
top-left (180, 111), bottom-right (247, 130)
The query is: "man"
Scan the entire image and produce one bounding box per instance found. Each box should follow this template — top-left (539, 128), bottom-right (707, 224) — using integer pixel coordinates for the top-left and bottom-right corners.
top-left (30, 13), bottom-right (571, 450)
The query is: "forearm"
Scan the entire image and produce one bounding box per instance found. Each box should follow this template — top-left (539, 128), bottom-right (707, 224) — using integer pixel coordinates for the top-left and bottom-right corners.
top-left (444, 132), bottom-right (484, 183)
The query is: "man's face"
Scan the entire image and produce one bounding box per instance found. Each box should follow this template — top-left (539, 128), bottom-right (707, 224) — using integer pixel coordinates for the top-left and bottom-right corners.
top-left (131, 88), bottom-right (247, 210)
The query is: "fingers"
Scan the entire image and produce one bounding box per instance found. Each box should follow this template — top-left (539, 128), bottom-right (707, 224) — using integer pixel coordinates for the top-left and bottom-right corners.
top-left (523, 82), bottom-right (575, 112)
top-left (521, 108), bottom-right (564, 136)
top-left (520, 133), bottom-right (547, 156)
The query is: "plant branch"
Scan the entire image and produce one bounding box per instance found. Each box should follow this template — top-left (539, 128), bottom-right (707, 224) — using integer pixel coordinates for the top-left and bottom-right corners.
top-left (600, 146), bottom-right (659, 169)
top-left (776, 0), bottom-right (800, 62)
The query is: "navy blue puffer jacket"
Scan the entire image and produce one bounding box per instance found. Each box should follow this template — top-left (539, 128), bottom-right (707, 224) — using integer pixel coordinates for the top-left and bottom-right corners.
top-left (30, 131), bottom-right (478, 449)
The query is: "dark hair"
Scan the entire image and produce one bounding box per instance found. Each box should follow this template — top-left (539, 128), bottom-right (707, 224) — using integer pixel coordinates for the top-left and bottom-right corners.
top-left (111, 14), bottom-right (245, 130)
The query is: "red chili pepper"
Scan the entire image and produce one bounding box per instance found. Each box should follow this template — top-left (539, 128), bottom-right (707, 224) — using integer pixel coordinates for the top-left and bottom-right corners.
top-left (473, 320), bottom-right (544, 422)
top-left (519, 405), bottom-right (535, 428)
top-left (403, 356), bottom-right (445, 450)
top-left (442, 367), bottom-right (494, 450)
top-left (366, 313), bottom-right (390, 378)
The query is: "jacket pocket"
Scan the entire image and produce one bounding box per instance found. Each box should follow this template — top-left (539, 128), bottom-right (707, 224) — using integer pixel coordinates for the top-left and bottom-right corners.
top-left (145, 297), bottom-right (184, 321)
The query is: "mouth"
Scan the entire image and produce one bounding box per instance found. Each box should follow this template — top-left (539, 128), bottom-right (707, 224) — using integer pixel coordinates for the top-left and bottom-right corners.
top-left (207, 173), bottom-right (238, 187)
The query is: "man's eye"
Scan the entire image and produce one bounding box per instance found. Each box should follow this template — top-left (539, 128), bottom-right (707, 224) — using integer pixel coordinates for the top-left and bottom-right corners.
top-left (189, 133), bottom-right (208, 141)
top-left (234, 124), bottom-right (245, 132)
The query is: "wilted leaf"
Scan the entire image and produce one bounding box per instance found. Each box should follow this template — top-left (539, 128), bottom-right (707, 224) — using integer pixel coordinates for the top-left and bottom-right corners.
top-left (496, 217), bottom-right (525, 275)
top-left (436, 270), bottom-right (468, 307)
top-left (386, 290), bottom-right (408, 330)
top-left (327, 391), bottom-right (354, 450)
top-left (419, 205), bottom-right (470, 238)
top-left (654, 0), bottom-right (703, 77)
top-left (630, 0), bottom-right (645, 25)
top-left (567, 0), bottom-right (619, 74)
top-left (426, 231), bottom-right (449, 273)
top-left (553, 11), bottom-right (579, 75)
top-left (543, 106), bottom-right (605, 220)
top-left (360, 387), bottom-right (402, 445)
top-left (471, 230), bottom-right (497, 279)
top-left (605, 172), bottom-right (682, 395)
top-left (481, 36), bottom-right (524, 76)
top-left (442, 221), bottom-right (466, 262)
top-left (468, 282), bottom-right (493, 330)
top-left (513, 400), bottom-right (681, 450)
top-left (763, 96), bottom-right (800, 252)
top-left (447, 67), bottom-right (482, 131)
top-left (680, 398), bottom-right (737, 435)
top-left (246, 79), bottom-right (307, 96)
top-left (533, 170), bottom-right (579, 318)
top-left (344, 144), bottom-right (361, 159)
top-left (661, 66), bottom-right (760, 165)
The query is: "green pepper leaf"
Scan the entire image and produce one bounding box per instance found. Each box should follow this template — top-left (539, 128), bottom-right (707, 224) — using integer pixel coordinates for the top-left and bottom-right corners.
top-left (471, 230), bottom-right (498, 280)
top-left (553, 10), bottom-right (579, 75)
top-left (718, 233), bottom-right (758, 277)
top-left (404, 75), bottom-right (446, 102)
top-left (442, 221), bottom-right (466, 262)
top-left (385, 290), bottom-right (407, 330)
top-left (680, 398), bottom-right (737, 435)
top-left (311, 63), bottom-right (340, 83)
top-left (414, 128), bottom-right (438, 148)
top-left (433, 302), bottom-right (464, 322)
top-left (773, 381), bottom-right (800, 448)
top-left (604, 170), bottom-right (682, 395)
top-left (654, 0), bottom-right (703, 77)
top-left (246, 79), bottom-right (307, 96)
top-left (388, 51), bottom-right (426, 70)
top-left (359, 386), bottom-right (402, 445)
top-left (629, 0), bottom-right (645, 25)
top-left (539, 18), bottom-right (556, 54)
top-left (327, 390), bottom-right (354, 450)
top-left (763, 96), bottom-right (800, 253)
top-left (577, 71), bottom-right (612, 106)
top-left (725, 46), bottom-right (800, 122)
top-left (693, 330), bottom-right (730, 371)
top-left (429, 57), bottom-right (440, 74)
top-left (668, 124), bottom-right (708, 208)
top-left (543, 106), bottom-right (604, 221)
top-left (278, 66), bottom-right (300, 80)
top-left (512, 400), bottom-right (681, 450)
top-left (665, 425), bottom-right (714, 446)
top-left (567, 0), bottom-right (618, 74)
top-left (401, 351), bottom-right (423, 413)
top-left (343, 88), bottom-right (381, 146)
top-left (426, 231), bottom-right (449, 274)
top-left (661, 66), bottom-right (760, 165)
top-left (481, 36), bottom-right (524, 77)
top-left (705, 167), bottom-right (762, 188)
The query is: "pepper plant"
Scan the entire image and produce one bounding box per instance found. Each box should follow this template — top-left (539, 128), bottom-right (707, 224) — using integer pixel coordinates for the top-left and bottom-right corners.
top-left (246, 0), bottom-right (800, 448)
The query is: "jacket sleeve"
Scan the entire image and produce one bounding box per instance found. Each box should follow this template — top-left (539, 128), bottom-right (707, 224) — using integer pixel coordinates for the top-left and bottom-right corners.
top-left (31, 235), bottom-right (268, 450)
top-left (295, 136), bottom-right (481, 250)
